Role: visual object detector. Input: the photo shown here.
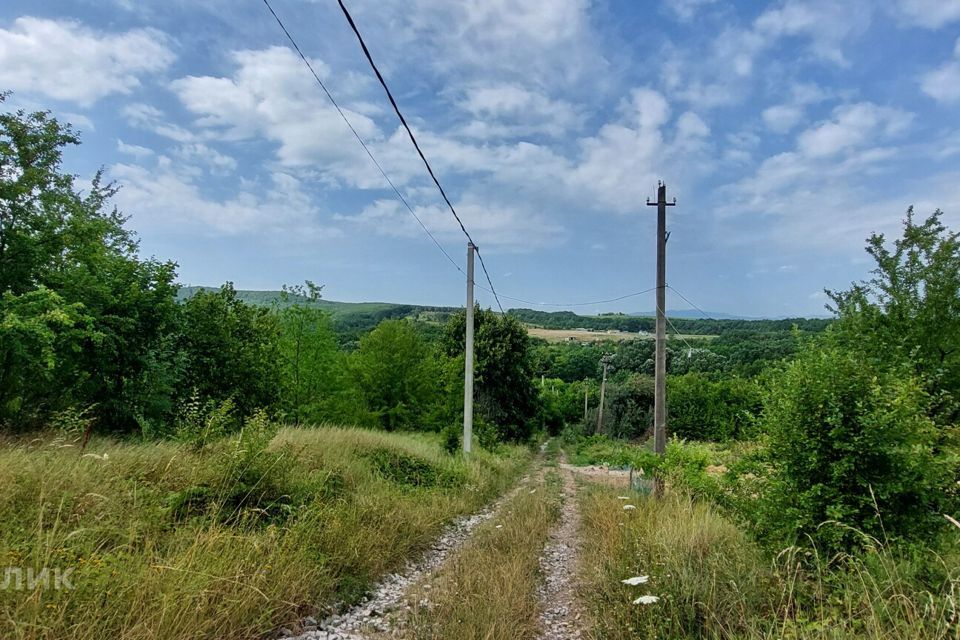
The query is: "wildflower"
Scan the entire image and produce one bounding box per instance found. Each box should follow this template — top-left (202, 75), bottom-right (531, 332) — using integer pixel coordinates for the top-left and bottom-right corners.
top-left (495, 525), bottom-right (503, 529)
top-left (621, 576), bottom-right (649, 586)
top-left (633, 595), bottom-right (660, 605)
top-left (622, 504), bottom-right (636, 510)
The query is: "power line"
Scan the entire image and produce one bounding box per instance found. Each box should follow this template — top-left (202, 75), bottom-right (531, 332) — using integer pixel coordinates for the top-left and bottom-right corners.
top-left (260, 0), bottom-right (464, 277)
top-left (666, 284), bottom-right (713, 320)
top-left (334, 0), bottom-right (504, 313)
top-left (476, 285), bottom-right (659, 308)
top-left (264, 0), bottom-right (681, 317)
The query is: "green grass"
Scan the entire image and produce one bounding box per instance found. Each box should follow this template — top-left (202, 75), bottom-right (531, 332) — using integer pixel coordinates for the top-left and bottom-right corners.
top-left (578, 484), bottom-right (960, 639)
top-left (0, 426), bottom-right (529, 639)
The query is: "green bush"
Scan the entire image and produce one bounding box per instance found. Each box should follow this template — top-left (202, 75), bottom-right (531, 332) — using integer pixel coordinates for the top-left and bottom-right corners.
top-left (441, 424), bottom-right (461, 455)
top-left (758, 341), bottom-right (956, 553)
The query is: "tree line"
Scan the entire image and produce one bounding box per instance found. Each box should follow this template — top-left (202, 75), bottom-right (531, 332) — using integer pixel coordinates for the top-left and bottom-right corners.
top-left (0, 100), bottom-right (540, 444)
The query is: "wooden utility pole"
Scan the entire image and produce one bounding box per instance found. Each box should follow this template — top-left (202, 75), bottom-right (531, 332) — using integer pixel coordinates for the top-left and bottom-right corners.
top-left (647, 182), bottom-right (675, 496)
top-left (595, 354), bottom-right (612, 434)
top-left (463, 242), bottom-right (475, 454)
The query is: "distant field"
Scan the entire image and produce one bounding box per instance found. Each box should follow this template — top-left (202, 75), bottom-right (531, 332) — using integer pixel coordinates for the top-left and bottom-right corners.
top-left (527, 327), bottom-right (716, 343)
top-left (528, 327), bottom-right (646, 343)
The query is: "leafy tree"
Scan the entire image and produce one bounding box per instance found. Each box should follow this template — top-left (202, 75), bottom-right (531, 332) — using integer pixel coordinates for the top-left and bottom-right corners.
top-left (0, 98), bottom-right (180, 431)
top-left (828, 208), bottom-right (960, 422)
top-left (606, 374), bottom-right (655, 439)
top-left (668, 373), bottom-right (761, 441)
top-left (351, 319), bottom-right (437, 431)
top-left (177, 283), bottom-right (281, 422)
top-left (759, 340), bottom-right (954, 552)
top-left (0, 287), bottom-right (89, 426)
top-left (274, 282), bottom-right (349, 425)
top-left (443, 306), bottom-right (539, 441)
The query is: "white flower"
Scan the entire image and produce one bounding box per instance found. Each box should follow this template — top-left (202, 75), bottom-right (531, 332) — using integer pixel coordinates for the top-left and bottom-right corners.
top-left (621, 576), bottom-right (649, 586)
top-left (495, 524), bottom-right (503, 529)
top-left (633, 595), bottom-right (660, 605)
top-left (622, 504), bottom-right (636, 510)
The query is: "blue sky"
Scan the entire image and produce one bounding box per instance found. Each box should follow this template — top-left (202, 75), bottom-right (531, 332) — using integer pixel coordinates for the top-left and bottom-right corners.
top-left (1, 0), bottom-right (959, 317)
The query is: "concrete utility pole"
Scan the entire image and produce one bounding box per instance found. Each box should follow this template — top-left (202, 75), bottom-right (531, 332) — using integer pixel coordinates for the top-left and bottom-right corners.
top-left (647, 182), bottom-right (675, 496)
top-left (463, 242), bottom-right (475, 455)
top-left (595, 354), bottom-right (613, 435)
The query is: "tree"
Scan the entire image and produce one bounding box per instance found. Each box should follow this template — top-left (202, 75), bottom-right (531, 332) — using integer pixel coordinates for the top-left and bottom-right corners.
top-left (667, 373), bottom-right (761, 441)
top-left (0, 98), bottom-right (180, 431)
top-left (275, 282), bottom-right (348, 425)
top-left (0, 287), bottom-right (89, 427)
top-left (178, 283), bottom-right (282, 422)
top-left (828, 208), bottom-right (960, 422)
top-left (606, 374), bottom-right (655, 439)
top-left (351, 319), bottom-right (437, 431)
top-left (443, 307), bottom-right (539, 441)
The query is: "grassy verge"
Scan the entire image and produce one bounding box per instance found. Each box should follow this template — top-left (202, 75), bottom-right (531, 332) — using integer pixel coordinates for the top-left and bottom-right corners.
top-left (578, 484), bottom-right (959, 639)
top-left (404, 464), bottom-right (562, 639)
top-left (0, 424), bottom-right (529, 639)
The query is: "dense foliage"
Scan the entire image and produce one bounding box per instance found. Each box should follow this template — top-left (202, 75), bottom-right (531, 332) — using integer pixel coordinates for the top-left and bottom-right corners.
top-left (443, 306), bottom-right (540, 441)
top-left (0, 103), bottom-right (544, 446)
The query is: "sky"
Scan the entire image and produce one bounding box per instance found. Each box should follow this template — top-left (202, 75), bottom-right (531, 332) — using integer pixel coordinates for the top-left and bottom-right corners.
top-left (1, 0), bottom-right (959, 317)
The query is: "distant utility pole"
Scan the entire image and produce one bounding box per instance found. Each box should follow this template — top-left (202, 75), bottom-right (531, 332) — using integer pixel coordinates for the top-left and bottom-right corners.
top-left (647, 182), bottom-right (675, 497)
top-left (463, 242), bottom-right (475, 455)
top-left (595, 354), bottom-right (613, 435)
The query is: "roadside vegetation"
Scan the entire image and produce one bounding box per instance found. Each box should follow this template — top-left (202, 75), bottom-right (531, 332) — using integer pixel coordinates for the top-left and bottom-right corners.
top-left (0, 425), bottom-right (529, 639)
top-left (566, 208), bottom-right (960, 638)
top-left (580, 485), bottom-right (959, 640)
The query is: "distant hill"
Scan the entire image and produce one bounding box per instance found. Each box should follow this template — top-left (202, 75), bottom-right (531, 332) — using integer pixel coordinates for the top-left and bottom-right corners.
top-left (176, 287), bottom-right (833, 337)
top-left (628, 309), bottom-right (753, 320)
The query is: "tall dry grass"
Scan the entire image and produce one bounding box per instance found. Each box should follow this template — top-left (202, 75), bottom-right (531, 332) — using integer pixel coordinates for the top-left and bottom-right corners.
top-left (0, 426), bottom-right (529, 639)
top-left (578, 485), bottom-right (959, 640)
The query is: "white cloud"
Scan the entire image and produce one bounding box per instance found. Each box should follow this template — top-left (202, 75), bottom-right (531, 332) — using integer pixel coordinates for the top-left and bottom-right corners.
top-left (0, 17), bottom-right (173, 106)
top-left (762, 83), bottom-right (828, 133)
top-left (753, 0), bottom-right (871, 65)
top-left (763, 105), bottom-right (804, 133)
top-left (567, 88), bottom-right (713, 213)
top-left (921, 38), bottom-right (960, 104)
top-left (117, 139), bottom-right (154, 159)
top-left (455, 83), bottom-right (583, 138)
top-left (170, 46), bottom-right (388, 183)
top-left (110, 160), bottom-right (339, 239)
top-left (797, 103), bottom-right (912, 157)
top-left (338, 197), bottom-right (565, 251)
top-left (351, 0), bottom-right (606, 88)
top-left (661, 1), bottom-right (868, 109)
top-left (890, 0), bottom-right (960, 28)
top-left (174, 143), bottom-right (237, 175)
top-left (122, 103), bottom-right (196, 142)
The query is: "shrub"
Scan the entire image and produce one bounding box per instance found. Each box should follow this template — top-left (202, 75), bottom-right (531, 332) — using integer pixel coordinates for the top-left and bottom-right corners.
top-left (441, 424), bottom-right (461, 455)
top-left (758, 341), bottom-right (955, 553)
top-left (365, 447), bottom-right (465, 489)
